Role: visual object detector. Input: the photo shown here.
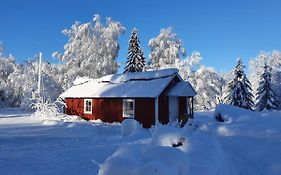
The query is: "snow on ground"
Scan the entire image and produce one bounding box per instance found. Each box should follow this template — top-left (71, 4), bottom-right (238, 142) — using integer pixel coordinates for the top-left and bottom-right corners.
top-left (0, 106), bottom-right (281, 175)
top-left (212, 104), bottom-right (281, 175)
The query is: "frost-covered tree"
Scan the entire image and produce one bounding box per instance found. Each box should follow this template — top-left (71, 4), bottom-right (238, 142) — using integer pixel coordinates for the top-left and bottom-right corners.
top-left (175, 52), bottom-right (225, 110)
top-left (0, 45), bottom-right (18, 107)
top-left (8, 58), bottom-right (63, 109)
top-left (270, 51), bottom-right (281, 109)
top-left (176, 51), bottom-right (202, 80)
top-left (255, 63), bottom-right (279, 111)
top-left (124, 28), bottom-right (145, 73)
top-left (249, 51), bottom-right (269, 97)
top-left (53, 14), bottom-right (125, 88)
top-left (224, 58), bottom-right (254, 110)
top-left (147, 27), bottom-right (186, 70)
top-left (0, 42), bottom-right (3, 56)
top-left (190, 66), bottom-right (226, 110)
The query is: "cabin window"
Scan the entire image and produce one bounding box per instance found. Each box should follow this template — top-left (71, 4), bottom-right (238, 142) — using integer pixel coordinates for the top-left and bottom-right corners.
top-left (123, 99), bottom-right (135, 118)
top-left (84, 99), bottom-right (92, 114)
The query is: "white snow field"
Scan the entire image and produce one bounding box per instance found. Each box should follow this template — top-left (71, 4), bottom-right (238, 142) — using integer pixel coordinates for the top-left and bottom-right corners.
top-left (0, 106), bottom-right (281, 175)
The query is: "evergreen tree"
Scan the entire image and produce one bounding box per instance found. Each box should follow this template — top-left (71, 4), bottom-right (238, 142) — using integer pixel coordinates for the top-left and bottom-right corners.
top-left (124, 28), bottom-right (145, 73)
top-left (224, 58), bottom-right (254, 110)
top-left (255, 63), bottom-right (279, 111)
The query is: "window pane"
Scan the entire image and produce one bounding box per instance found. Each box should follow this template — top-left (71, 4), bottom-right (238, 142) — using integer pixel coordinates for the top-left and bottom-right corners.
top-left (129, 102), bottom-right (133, 109)
top-left (84, 99), bottom-right (92, 113)
top-left (123, 100), bottom-right (134, 117)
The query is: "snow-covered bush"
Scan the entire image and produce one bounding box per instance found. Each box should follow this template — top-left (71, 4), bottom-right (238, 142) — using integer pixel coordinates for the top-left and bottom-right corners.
top-left (152, 125), bottom-right (188, 148)
top-left (31, 100), bottom-right (59, 120)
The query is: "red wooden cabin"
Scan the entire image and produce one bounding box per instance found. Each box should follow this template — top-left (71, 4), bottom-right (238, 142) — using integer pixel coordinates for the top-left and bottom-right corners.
top-left (59, 68), bottom-right (196, 128)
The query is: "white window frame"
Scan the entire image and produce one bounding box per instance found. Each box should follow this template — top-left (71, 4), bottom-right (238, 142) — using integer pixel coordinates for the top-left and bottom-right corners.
top-left (123, 99), bottom-right (135, 118)
top-left (84, 99), bottom-right (92, 114)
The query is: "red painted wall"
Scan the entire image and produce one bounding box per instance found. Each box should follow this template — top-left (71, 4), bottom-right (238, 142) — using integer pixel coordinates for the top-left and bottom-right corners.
top-left (65, 98), bottom-right (155, 128)
top-left (135, 98), bottom-right (155, 128)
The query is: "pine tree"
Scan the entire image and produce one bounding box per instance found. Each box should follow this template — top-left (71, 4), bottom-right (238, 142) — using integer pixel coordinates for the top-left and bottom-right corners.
top-left (124, 28), bottom-right (145, 73)
top-left (224, 58), bottom-right (254, 110)
top-left (255, 63), bottom-right (279, 111)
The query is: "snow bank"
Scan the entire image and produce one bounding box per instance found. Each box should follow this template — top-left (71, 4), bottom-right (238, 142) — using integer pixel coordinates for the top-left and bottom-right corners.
top-left (121, 119), bottom-right (142, 136)
top-left (214, 103), bottom-right (257, 123)
top-left (214, 104), bottom-right (281, 138)
top-left (98, 144), bottom-right (189, 175)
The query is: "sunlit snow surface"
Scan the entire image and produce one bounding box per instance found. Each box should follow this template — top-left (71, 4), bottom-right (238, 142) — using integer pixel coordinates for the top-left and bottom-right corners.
top-left (0, 106), bottom-right (281, 175)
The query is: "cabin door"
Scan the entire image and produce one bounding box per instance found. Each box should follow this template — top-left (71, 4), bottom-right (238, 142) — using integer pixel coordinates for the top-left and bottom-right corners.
top-left (169, 96), bottom-right (179, 122)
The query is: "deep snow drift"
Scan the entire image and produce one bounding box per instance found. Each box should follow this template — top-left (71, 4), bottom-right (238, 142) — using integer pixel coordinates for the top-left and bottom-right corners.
top-left (0, 106), bottom-right (281, 175)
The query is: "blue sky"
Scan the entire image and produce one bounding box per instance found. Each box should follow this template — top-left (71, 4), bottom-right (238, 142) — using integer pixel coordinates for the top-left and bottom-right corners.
top-left (0, 0), bottom-right (281, 72)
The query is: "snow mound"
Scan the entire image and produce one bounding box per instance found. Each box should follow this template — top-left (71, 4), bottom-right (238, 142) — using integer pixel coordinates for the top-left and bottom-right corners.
top-left (214, 104), bottom-right (281, 138)
top-left (98, 144), bottom-right (189, 175)
top-left (121, 119), bottom-right (142, 136)
top-left (214, 103), bottom-right (257, 123)
top-left (152, 125), bottom-right (188, 148)
top-left (99, 68), bottom-right (178, 84)
top-left (42, 120), bottom-right (63, 126)
top-left (73, 77), bottom-right (93, 85)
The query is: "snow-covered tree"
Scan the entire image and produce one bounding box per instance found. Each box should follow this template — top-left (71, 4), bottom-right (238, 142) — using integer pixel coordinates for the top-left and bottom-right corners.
top-left (224, 58), bottom-right (254, 110)
top-left (255, 63), bottom-right (279, 111)
top-left (176, 51), bottom-right (202, 80)
top-left (53, 14), bottom-right (125, 88)
top-left (175, 52), bottom-right (225, 110)
top-left (147, 27), bottom-right (186, 70)
top-left (124, 28), bottom-right (145, 73)
top-left (249, 50), bottom-right (281, 109)
top-left (190, 66), bottom-right (226, 111)
top-left (8, 58), bottom-right (63, 109)
top-left (0, 42), bottom-right (3, 56)
top-left (249, 51), bottom-right (269, 97)
top-left (0, 46), bottom-right (18, 107)
top-left (270, 51), bottom-right (281, 109)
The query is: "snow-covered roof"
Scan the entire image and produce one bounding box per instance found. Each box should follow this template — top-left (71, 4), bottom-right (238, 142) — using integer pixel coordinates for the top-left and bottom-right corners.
top-left (73, 77), bottom-right (92, 85)
top-left (168, 82), bottom-right (197, 97)
top-left (60, 68), bottom-right (180, 98)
